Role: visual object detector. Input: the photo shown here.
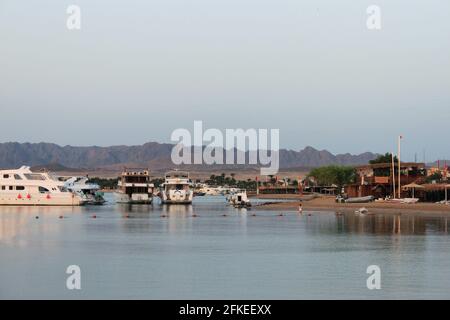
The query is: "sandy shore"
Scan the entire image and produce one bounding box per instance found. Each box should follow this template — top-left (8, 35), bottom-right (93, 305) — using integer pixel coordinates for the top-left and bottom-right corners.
top-left (253, 195), bottom-right (450, 215)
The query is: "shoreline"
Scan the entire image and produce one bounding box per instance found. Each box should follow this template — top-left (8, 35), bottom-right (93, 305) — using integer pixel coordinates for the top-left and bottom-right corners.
top-left (253, 195), bottom-right (450, 215)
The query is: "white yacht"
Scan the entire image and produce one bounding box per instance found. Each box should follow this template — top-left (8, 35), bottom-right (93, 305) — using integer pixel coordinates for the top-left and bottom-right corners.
top-left (114, 168), bottom-right (154, 204)
top-left (0, 166), bottom-right (84, 206)
top-left (160, 171), bottom-right (193, 204)
top-left (63, 176), bottom-right (105, 205)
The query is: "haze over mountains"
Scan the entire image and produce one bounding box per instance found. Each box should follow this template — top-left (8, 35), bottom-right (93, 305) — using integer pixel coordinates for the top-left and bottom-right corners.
top-left (0, 141), bottom-right (379, 171)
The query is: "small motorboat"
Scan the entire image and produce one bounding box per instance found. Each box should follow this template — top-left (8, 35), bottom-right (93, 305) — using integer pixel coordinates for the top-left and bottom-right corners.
top-left (227, 189), bottom-right (251, 208)
top-left (64, 176), bottom-right (105, 205)
top-left (345, 196), bottom-right (375, 204)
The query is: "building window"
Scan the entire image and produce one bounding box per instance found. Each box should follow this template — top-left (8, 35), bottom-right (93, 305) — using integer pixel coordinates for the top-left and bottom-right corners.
top-left (24, 174), bottom-right (46, 181)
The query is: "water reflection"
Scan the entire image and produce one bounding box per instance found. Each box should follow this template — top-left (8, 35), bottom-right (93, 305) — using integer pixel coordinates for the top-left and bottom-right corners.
top-left (2, 198), bottom-right (450, 299)
top-left (116, 203), bottom-right (153, 216)
top-left (0, 205), bottom-right (84, 245)
top-left (325, 212), bottom-right (449, 235)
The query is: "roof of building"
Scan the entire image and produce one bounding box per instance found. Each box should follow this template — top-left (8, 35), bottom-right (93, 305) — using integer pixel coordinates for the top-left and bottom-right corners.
top-left (420, 183), bottom-right (450, 191)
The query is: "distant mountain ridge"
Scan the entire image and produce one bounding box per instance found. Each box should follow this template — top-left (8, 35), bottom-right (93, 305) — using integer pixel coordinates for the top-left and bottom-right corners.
top-left (0, 142), bottom-right (378, 170)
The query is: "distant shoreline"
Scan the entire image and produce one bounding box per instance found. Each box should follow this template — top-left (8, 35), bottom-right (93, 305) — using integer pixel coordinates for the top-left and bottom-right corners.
top-left (253, 195), bottom-right (450, 215)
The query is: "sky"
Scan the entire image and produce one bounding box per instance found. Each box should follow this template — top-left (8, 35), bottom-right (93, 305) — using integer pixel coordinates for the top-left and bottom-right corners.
top-left (0, 0), bottom-right (449, 161)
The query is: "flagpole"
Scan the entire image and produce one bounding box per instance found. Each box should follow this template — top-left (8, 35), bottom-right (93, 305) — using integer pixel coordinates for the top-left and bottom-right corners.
top-left (392, 153), bottom-right (396, 199)
top-left (398, 136), bottom-right (402, 199)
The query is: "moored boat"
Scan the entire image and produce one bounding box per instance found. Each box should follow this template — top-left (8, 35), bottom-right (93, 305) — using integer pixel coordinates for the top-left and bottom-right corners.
top-left (114, 168), bottom-right (154, 204)
top-left (0, 166), bottom-right (84, 206)
top-left (160, 171), bottom-right (193, 204)
top-left (63, 176), bottom-right (105, 205)
top-left (227, 189), bottom-right (251, 208)
top-left (344, 196), bottom-right (375, 204)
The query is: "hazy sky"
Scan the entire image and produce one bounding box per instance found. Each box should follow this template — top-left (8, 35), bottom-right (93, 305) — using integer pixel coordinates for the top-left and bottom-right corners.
top-left (1, 0), bottom-right (449, 161)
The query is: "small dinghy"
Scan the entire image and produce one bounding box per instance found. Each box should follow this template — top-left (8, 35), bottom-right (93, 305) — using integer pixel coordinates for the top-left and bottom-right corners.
top-left (355, 207), bottom-right (369, 215)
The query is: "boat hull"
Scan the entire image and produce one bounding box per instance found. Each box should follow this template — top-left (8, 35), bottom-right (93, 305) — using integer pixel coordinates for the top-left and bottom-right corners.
top-left (160, 190), bottom-right (193, 204)
top-left (114, 192), bottom-right (153, 204)
top-left (345, 196), bottom-right (375, 203)
top-left (161, 200), bottom-right (193, 204)
top-left (0, 193), bottom-right (84, 206)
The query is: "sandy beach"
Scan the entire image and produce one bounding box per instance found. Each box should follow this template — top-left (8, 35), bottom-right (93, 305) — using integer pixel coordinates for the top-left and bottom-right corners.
top-left (253, 194), bottom-right (450, 215)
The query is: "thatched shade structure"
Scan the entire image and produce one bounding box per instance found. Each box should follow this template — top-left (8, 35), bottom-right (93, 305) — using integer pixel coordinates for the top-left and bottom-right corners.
top-left (402, 183), bottom-right (425, 199)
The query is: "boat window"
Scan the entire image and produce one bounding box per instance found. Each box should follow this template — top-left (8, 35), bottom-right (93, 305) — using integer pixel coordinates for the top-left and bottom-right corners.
top-left (3, 174), bottom-right (9, 179)
top-left (58, 186), bottom-right (68, 192)
top-left (24, 174), bottom-right (46, 181)
top-left (9, 186), bottom-right (13, 190)
top-left (1, 186), bottom-right (5, 190)
top-left (16, 186), bottom-right (25, 191)
top-left (14, 174), bottom-right (22, 180)
top-left (39, 186), bottom-right (50, 193)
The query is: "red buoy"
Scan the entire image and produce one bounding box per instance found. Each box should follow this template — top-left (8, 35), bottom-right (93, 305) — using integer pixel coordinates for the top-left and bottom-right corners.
top-left (27, 194), bottom-right (31, 199)
top-left (17, 194), bottom-right (22, 199)
top-left (46, 194), bottom-right (51, 199)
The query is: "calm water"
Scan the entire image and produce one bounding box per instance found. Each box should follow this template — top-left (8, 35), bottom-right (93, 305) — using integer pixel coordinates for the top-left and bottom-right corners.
top-left (1, 195), bottom-right (450, 299)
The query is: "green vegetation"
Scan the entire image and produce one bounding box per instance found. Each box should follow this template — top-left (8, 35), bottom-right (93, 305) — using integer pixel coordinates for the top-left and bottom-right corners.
top-left (151, 178), bottom-right (165, 188)
top-left (88, 177), bottom-right (118, 189)
top-left (307, 165), bottom-right (356, 192)
top-left (205, 173), bottom-right (256, 191)
top-left (425, 172), bottom-right (443, 183)
top-left (369, 153), bottom-right (398, 165)
top-left (206, 173), bottom-right (236, 186)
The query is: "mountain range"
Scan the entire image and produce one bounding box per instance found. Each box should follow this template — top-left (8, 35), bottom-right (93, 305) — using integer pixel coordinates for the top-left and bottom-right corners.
top-left (0, 142), bottom-right (379, 171)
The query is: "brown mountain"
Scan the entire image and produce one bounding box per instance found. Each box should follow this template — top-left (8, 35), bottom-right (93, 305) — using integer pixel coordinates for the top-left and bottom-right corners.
top-left (0, 142), bottom-right (378, 170)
